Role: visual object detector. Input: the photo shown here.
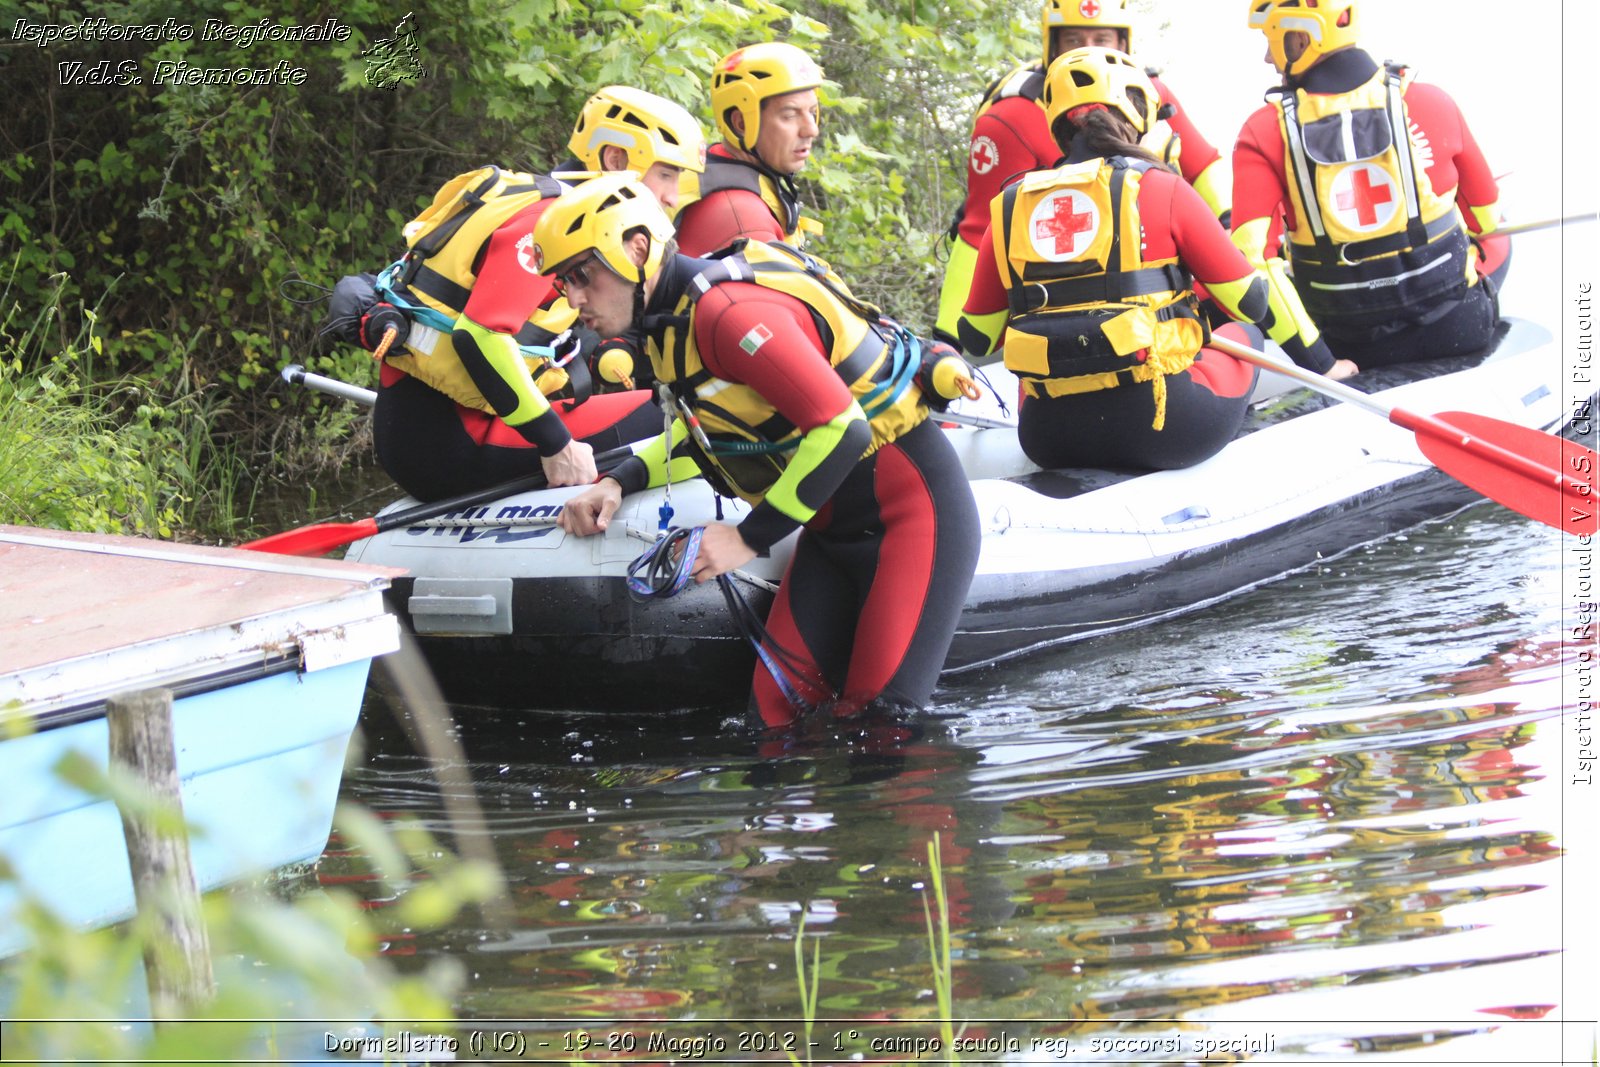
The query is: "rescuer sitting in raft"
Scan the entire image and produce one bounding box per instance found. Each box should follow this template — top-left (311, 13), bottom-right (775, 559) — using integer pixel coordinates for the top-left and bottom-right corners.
top-left (958, 48), bottom-right (1342, 472)
top-left (542, 175), bottom-right (980, 728)
top-left (673, 42), bottom-right (825, 258)
top-left (935, 0), bottom-right (1235, 348)
top-left (1234, 0), bottom-right (1502, 370)
top-left (353, 88), bottom-right (706, 502)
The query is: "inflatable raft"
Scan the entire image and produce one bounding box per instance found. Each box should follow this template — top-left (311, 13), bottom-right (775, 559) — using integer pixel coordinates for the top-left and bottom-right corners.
top-left (344, 315), bottom-right (1574, 711)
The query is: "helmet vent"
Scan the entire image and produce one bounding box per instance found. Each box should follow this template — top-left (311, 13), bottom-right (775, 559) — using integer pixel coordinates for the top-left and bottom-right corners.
top-left (623, 112), bottom-right (648, 129)
top-left (1071, 70), bottom-right (1094, 87)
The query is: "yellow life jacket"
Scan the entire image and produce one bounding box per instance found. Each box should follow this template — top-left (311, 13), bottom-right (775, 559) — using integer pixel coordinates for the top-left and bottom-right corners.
top-left (378, 166), bottom-right (580, 411)
top-left (648, 242), bottom-right (927, 503)
top-left (1272, 63), bottom-right (1473, 327)
top-left (677, 154), bottom-right (821, 251)
top-left (993, 156), bottom-right (1205, 429)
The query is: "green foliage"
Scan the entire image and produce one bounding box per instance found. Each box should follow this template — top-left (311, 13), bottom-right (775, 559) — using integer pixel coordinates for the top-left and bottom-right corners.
top-left (1, 779), bottom-right (499, 1062)
top-left (0, 270), bottom-right (251, 538)
top-left (2, 0), bottom-right (1034, 499)
top-left (921, 830), bottom-right (962, 1057)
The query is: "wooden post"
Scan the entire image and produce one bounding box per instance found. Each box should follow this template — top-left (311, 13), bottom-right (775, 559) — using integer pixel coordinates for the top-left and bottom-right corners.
top-left (106, 688), bottom-right (215, 1018)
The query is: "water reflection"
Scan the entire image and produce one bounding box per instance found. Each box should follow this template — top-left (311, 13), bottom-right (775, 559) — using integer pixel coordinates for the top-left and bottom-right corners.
top-left (323, 508), bottom-right (1576, 1059)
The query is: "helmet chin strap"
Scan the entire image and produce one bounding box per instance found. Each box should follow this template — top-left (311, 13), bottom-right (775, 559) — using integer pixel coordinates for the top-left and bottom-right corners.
top-left (739, 143), bottom-right (803, 232)
top-left (630, 234), bottom-right (652, 327)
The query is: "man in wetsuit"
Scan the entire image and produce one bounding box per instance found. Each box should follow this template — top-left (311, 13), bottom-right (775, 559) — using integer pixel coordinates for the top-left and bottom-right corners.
top-left (539, 175), bottom-right (980, 728)
top-left (673, 42), bottom-right (825, 257)
top-left (367, 88), bottom-right (707, 501)
top-left (1234, 0), bottom-right (1502, 369)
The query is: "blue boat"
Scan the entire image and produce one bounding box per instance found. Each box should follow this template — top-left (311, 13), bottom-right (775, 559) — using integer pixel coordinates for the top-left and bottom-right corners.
top-left (0, 526), bottom-right (400, 958)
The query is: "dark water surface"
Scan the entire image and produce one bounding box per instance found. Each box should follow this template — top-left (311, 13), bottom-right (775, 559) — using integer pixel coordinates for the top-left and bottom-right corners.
top-left (326, 502), bottom-right (1590, 1064)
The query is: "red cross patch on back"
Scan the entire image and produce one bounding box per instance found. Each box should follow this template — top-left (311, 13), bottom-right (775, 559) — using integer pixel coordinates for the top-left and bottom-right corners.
top-left (1330, 163), bottom-right (1398, 232)
top-left (1028, 189), bottom-right (1099, 261)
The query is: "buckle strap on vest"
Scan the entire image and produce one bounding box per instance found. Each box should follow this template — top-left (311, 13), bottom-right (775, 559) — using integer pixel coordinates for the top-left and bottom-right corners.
top-left (1016, 262), bottom-right (1190, 314)
top-left (407, 263), bottom-right (475, 315)
top-left (1002, 158), bottom-right (1181, 317)
top-left (1302, 209), bottom-right (1461, 265)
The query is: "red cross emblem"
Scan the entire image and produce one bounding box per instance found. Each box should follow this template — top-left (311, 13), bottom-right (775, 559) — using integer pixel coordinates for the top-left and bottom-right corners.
top-left (1029, 190), bottom-right (1098, 260)
top-left (970, 135), bottom-right (999, 175)
top-left (1079, 0), bottom-right (1101, 18)
top-left (1331, 163), bottom-right (1397, 232)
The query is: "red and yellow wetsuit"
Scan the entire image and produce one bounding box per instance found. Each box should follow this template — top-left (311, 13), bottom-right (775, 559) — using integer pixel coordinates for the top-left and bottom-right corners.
top-left (937, 62), bottom-right (1231, 344)
top-left (609, 249), bottom-right (979, 726)
top-left (674, 144), bottom-right (814, 257)
top-left (374, 197), bottom-right (659, 501)
top-left (1232, 48), bottom-right (1501, 367)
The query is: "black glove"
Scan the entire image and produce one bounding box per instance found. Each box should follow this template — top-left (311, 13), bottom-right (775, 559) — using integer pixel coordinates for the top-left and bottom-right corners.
top-left (1279, 332), bottom-right (1336, 376)
top-left (322, 272), bottom-right (380, 349)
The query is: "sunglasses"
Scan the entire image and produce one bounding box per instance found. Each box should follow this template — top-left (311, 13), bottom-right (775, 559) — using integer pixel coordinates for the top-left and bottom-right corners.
top-left (552, 254), bottom-right (606, 295)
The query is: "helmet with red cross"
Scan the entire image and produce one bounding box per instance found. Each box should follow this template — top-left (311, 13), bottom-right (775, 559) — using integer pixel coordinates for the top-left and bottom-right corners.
top-left (1042, 0), bottom-right (1134, 64)
top-left (1246, 0), bottom-right (1360, 77)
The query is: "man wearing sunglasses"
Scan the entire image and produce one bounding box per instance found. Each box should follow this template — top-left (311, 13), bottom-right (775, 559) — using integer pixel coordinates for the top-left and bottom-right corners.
top-left (539, 175), bottom-right (980, 729)
top-left (370, 88), bottom-right (707, 502)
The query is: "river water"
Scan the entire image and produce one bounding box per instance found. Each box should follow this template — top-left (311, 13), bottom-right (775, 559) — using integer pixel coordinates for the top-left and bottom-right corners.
top-left (326, 497), bottom-right (1594, 1064)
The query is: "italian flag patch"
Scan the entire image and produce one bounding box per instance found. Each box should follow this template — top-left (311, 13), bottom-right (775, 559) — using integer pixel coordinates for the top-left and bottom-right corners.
top-left (739, 324), bottom-right (773, 355)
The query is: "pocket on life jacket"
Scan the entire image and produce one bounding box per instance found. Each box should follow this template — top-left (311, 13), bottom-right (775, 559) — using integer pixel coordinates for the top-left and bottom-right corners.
top-left (1300, 108), bottom-right (1392, 165)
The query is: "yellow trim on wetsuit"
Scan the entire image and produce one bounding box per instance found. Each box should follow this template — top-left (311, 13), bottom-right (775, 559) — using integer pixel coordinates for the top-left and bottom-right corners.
top-left (1230, 216), bottom-right (1274, 270)
top-left (455, 316), bottom-right (553, 427)
top-left (761, 401), bottom-right (868, 526)
top-left (956, 307), bottom-right (1009, 361)
top-left (1259, 258), bottom-right (1323, 348)
top-left (1467, 201), bottom-right (1500, 236)
top-left (935, 236), bottom-right (980, 344)
top-left (1190, 158), bottom-right (1233, 222)
top-left (622, 419), bottom-right (703, 489)
top-left (1203, 274), bottom-right (1259, 322)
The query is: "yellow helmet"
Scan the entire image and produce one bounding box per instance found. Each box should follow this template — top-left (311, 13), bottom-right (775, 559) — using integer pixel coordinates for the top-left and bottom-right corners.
top-left (531, 173), bottom-right (675, 285)
top-left (1042, 47), bottom-right (1158, 137)
top-left (1042, 0), bottom-right (1134, 64)
top-left (568, 85), bottom-right (707, 175)
top-left (1246, 0), bottom-right (1360, 77)
top-left (711, 42), bottom-right (824, 150)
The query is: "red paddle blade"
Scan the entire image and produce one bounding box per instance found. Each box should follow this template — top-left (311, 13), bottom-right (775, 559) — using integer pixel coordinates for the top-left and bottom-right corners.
top-left (1405, 410), bottom-right (1598, 535)
top-left (241, 517), bottom-right (381, 557)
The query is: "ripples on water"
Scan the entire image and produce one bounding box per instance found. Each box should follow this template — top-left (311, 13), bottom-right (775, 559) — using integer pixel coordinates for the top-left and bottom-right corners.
top-left (326, 504), bottom-right (1583, 1063)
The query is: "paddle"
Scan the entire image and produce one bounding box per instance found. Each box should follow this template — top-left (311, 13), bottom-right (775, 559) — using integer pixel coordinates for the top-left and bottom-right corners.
top-left (286, 362), bottom-right (1027, 432)
top-left (939, 408), bottom-right (1018, 431)
top-left (1486, 214), bottom-right (1595, 239)
top-left (283, 364), bottom-right (378, 407)
top-left (243, 444), bottom-right (640, 556)
top-left (1211, 335), bottom-right (1596, 535)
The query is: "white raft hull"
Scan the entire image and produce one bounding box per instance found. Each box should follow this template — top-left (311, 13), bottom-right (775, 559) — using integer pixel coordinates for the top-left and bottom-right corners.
top-left (345, 317), bottom-right (1575, 711)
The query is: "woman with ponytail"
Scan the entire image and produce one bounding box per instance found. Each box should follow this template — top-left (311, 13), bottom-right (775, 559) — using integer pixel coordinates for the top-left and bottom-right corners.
top-left (957, 48), bottom-right (1345, 472)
